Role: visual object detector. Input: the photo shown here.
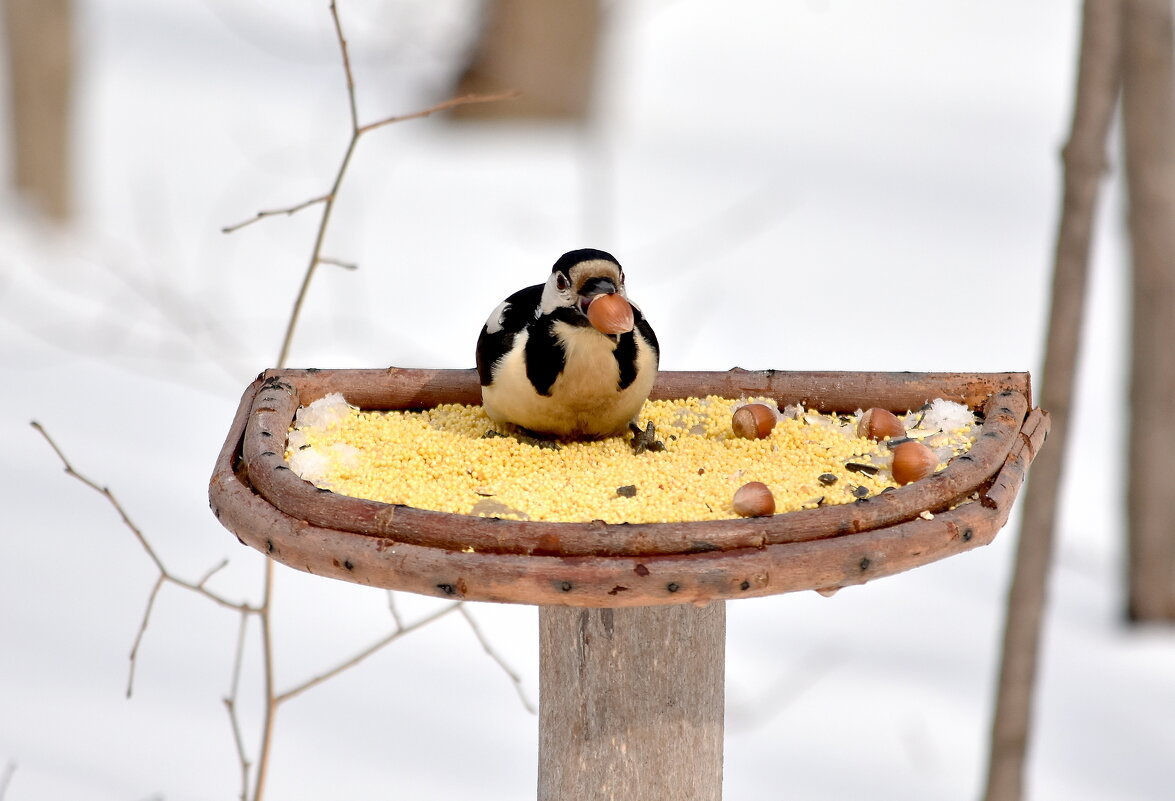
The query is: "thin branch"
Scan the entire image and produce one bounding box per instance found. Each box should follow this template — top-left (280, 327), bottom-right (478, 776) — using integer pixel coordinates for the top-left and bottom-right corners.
top-left (198, 558), bottom-right (230, 588)
top-left (29, 422), bottom-right (254, 613)
top-left (386, 590), bottom-right (405, 631)
top-left (275, 601), bottom-right (463, 705)
top-left (224, 697), bottom-right (251, 801)
top-left (356, 90), bottom-right (521, 136)
top-left (221, 194), bottom-right (330, 234)
top-left (224, 611), bottom-right (252, 801)
top-left (316, 256), bottom-right (358, 271)
top-left (127, 574), bottom-right (165, 698)
top-left (228, 609), bottom-right (250, 701)
top-left (251, 561), bottom-right (277, 801)
top-left (273, 86), bottom-right (518, 369)
top-left (459, 605), bottom-right (537, 715)
top-left (29, 417), bottom-right (265, 735)
top-left (330, 0), bottom-right (359, 133)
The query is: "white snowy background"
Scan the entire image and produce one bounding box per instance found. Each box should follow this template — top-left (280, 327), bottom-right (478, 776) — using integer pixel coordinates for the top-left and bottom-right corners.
top-left (3, 1), bottom-right (1173, 799)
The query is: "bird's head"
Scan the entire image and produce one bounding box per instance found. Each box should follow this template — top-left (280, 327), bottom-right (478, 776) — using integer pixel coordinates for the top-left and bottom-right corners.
top-left (540, 248), bottom-right (635, 335)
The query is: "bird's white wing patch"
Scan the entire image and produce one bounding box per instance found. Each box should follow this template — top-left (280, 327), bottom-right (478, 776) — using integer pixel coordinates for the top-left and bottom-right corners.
top-left (484, 300), bottom-right (510, 334)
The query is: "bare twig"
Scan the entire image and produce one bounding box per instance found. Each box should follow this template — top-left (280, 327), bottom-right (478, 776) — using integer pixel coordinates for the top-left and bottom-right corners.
top-left (221, 195), bottom-right (330, 234)
top-left (127, 575), bottom-right (165, 698)
top-left (29, 420), bottom-right (259, 702)
top-left (275, 601), bottom-right (463, 704)
top-left (271, 85), bottom-right (518, 369)
top-left (316, 256), bottom-right (358, 271)
top-left (331, 0), bottom-right (359, 132)
top-left (386, 591), bottom-right (405, 631)
top-left (224, 696), bottom-right (252, 801)
top-left (459, 605), bottom-right (537, 715)
top-left (981, 1), bottom-right (1124, 800)
top-left (251, 562), bottom-right (277, 801)
top-left (197, 558), bottom-right (230, 589)
top-left (356, 90), bottom-right (520, 137)
top-left (29, 422), bottom-right (253, 615)
top-left (225, 611), bottom-right (252, 801)
top-left (227, 611), bottom-right (249, 701)
top-left (224, 0), bottom-right (516, 370)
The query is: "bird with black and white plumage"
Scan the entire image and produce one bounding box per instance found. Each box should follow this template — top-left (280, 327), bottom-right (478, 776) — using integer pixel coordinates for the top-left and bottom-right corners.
top-left (475, 248), bottom-right (660, 443)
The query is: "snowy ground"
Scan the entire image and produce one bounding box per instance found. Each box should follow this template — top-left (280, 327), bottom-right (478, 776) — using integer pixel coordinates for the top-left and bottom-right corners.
top-left (3, 1), bottom-right (1173, 799)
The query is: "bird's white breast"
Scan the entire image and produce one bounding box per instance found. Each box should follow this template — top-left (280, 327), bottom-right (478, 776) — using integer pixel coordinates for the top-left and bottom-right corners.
top-left (481, 322), bottom-right (656, 438)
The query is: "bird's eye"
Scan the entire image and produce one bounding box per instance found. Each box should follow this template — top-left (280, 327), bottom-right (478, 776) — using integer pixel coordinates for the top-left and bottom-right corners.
top-left (556, 273), bottom-right (569, 292)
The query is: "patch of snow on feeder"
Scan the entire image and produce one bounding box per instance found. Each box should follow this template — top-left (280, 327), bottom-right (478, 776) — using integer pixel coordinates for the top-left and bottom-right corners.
top-left (294, 392), bottom-right (356, 429)
top-left (919, 399), bottom-right (975, 433)
top-left (288, 393), bottom-right (361, 486)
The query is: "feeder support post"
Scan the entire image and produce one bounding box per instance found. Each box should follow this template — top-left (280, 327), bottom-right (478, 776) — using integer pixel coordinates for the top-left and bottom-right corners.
top-left (538, 603), bottom-right (726, 801)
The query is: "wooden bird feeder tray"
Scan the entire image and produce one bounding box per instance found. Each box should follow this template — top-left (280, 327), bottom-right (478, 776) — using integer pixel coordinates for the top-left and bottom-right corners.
top-left (210, 367), bottom-right (1048, 606)
top-left (208, 367), bottom-right (1048, 800)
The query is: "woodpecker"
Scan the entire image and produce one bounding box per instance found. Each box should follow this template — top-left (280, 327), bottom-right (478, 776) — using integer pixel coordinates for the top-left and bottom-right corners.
top-left (476, 248), bottom-right (660, 440)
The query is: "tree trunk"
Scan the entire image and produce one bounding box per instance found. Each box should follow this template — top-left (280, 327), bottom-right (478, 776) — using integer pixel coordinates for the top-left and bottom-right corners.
top-left (981, 1), bottom-right (1123, 799)
top-left (3, 0), bottom-right (73, 219)
top-left (538, 603), bottom-right (725, 801)
top-left (1123, 0), bottom-right (1175, 623)
top-left (453, 0), bottom-right (600, 121)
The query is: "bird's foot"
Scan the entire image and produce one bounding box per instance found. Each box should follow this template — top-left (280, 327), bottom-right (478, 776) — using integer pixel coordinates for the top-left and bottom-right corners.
top-left (481, 428), bottom-right (562, 450)
top-left (629, 421), bottom-right (665, 455)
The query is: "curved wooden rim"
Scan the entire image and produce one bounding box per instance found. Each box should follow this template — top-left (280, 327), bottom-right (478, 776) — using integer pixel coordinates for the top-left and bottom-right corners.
top-left (208, 369), bottom-right (1048, 607)
top-left (237, 368), bottom-right (1030, 557)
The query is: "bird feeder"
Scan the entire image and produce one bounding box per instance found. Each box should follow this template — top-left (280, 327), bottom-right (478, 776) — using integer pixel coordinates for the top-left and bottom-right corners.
top-left (209, 367), bottom-right (1048, 800)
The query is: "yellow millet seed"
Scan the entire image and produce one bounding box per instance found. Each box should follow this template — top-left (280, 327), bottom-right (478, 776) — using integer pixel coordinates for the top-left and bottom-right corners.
top-left (285, 396), bottom-right (978, 524)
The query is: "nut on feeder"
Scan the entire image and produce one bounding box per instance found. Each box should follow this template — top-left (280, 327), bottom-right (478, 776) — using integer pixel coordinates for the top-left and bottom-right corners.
top-left (731, 403), bottom-right (777, 440)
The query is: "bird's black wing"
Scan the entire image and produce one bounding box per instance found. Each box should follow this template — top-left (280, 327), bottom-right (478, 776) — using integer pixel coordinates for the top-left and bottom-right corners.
top-left (524, 314), bottom-right (567, 396)
top-left (476, 284), bottom-right (543, 386)
top-left (635, 309), bottom-right (659, 361)
top-left (613, 309), bottom-right (658, 390)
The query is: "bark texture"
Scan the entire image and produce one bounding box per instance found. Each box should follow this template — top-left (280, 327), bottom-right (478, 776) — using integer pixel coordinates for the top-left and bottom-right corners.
top-left (1123, 0), bottom-right (1175, 622)
top-left (538, 604), bottom-right (725, 801)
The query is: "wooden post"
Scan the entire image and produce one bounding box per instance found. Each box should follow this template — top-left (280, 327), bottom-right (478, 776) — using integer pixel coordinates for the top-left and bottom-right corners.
top-left (538, 603), bottom-right (725, 801)
top-left (1122, 0), bottom-right (1175, 622)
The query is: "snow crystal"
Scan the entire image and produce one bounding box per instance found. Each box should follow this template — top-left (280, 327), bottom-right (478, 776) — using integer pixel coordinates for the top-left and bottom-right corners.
top-left (294, 392), bottom-right (356, 429)
top-left (920, 398), bottom-right (976, 433)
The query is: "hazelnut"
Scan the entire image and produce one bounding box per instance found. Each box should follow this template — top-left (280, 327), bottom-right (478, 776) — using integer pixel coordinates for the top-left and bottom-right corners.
top-left (891, 441), bottom-right (939, 485)
top-left (858, 407), bottom-right (905, 441)
top-left (585, 293), bottom-right (634, 335)
top-left (731, 403), bottom-right (777, 440)
top-left (733, 481), bottom-right (776, 517)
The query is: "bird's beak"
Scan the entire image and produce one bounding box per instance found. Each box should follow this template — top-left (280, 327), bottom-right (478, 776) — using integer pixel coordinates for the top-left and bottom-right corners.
top-left (577, 279), bottom-right (617, 309)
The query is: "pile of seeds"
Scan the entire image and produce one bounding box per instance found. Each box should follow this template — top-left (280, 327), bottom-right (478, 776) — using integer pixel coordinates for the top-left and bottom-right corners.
top-left (286, 394), bottom-right (979, 524)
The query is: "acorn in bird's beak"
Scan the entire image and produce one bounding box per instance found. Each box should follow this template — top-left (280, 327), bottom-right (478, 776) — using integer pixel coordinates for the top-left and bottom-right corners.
top-left (580, 279), bottom-right (634, 335)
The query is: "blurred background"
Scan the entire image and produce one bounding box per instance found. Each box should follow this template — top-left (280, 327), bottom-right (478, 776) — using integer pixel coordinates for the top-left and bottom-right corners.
top-left (3, 1), bottom-right (1171, 799)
